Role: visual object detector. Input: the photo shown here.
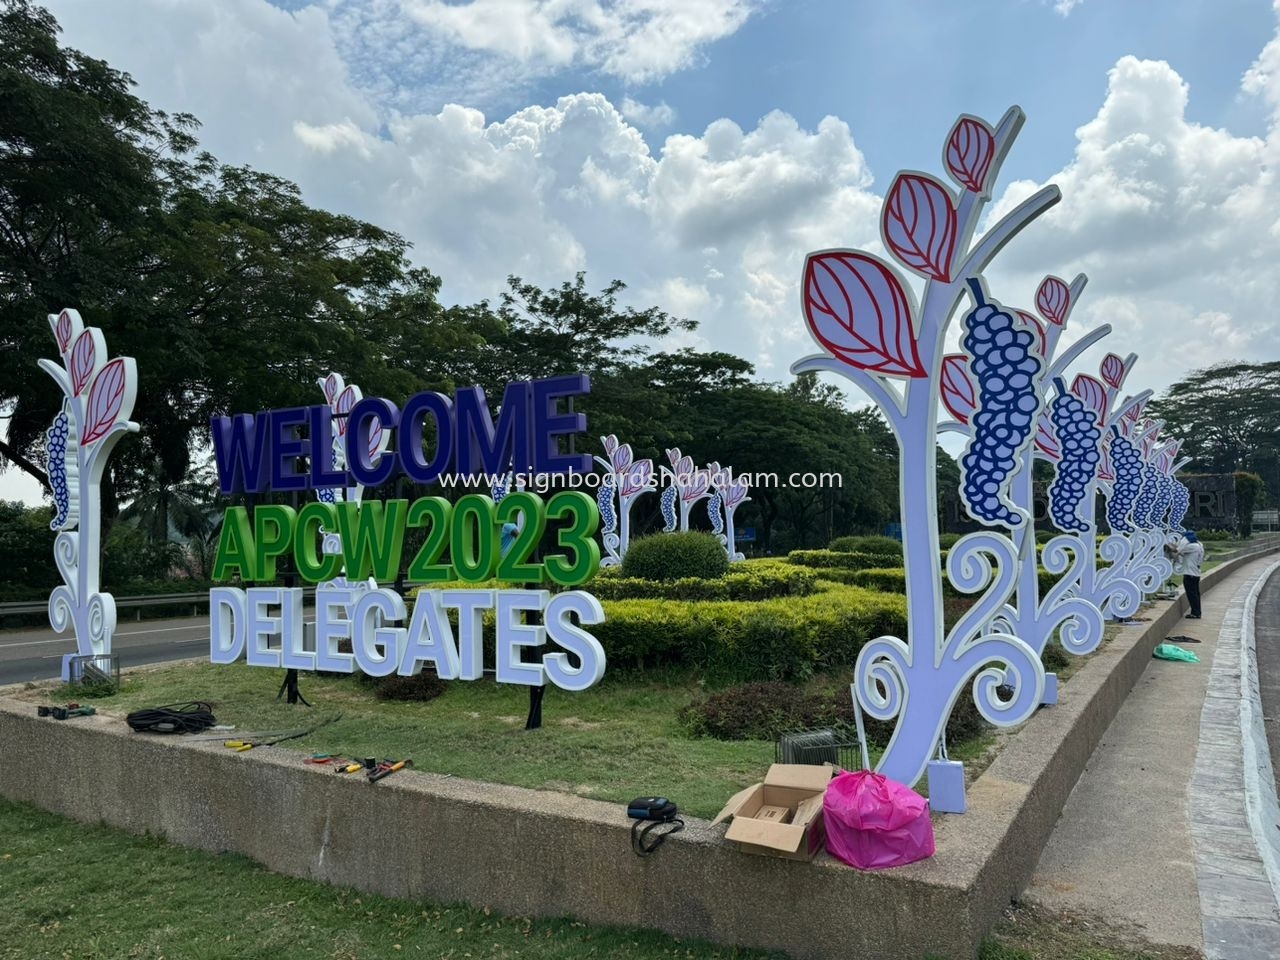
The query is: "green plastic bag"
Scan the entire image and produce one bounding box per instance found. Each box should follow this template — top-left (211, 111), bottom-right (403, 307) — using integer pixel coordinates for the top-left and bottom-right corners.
top-left (1153, 643), bottom-right (1200, 663)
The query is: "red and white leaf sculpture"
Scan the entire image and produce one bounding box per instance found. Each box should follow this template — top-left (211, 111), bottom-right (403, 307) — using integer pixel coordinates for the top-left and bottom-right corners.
top-left (944, 116), bottom-right (996, 194)
top-left (366, 420), bottom-right (385, 463)
top-left (1035, 411), bottom-right (1061, 461)
top-left (323, 373), bottom-right (340, 404)
top-left (81, 359), bottom-right (128, 445)
top-left (1100, 353), bottom-right (1126, 390)
top-left (602, 434), bottom-right (618, 456)
top-left (882, 173), bottom-right (958, 282)
top-left (1070, 374), bottom-right (1108, 423)
top-left (55, 310), bottom-right (74, 355)
top-left (1035, 276), bottom-right (1070, 326)
top-left (940, 355), bottom-right (977, 424)
top-left (70, 331), bottom-right (97, 395)
top-left (1015, 310), bottom-right (1048, 359)
top-left (803, 252), bottom-right (925, 377)
top-left (335, 386), bottom-right (357, 435)
top-left (1099, 437), bottom-right (1115, 481)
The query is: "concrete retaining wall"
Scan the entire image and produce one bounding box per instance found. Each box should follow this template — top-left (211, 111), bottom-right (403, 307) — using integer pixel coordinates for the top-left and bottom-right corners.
top-left (3, 543), bottom-right (1275, 960)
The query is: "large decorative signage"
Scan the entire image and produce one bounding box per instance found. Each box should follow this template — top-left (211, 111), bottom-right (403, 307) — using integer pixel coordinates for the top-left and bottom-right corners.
top-left (940, 274), bottom-right (1109, 676)
top-left (40, 309), bottom-right (139, 679)
top-left (793, 107), bottom-right (1059, 787)
top-left (207, 376), bottom-right (608, 692)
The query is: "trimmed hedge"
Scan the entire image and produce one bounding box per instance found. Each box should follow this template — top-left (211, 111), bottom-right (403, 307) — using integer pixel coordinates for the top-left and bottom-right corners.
top-left (595, 582), bottom-right (907, 683)
top-left (827, 535), bottom-right (903, 558)
top-left (622, 531), bottom-right (728, 581)
top-left (839, 565), bottom-right (1061, 597)
top-left (788, 549), bottom-right (901, 571)
top-left (592, 559), bottom-right (816, 601)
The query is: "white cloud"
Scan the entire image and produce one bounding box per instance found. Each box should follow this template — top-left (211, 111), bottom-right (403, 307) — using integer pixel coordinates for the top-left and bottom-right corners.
top-left (400, 0), bottom-right (758, 83)
top-left (1053, 0), bottom-right (1083, 17)
top-left (620, 96), bottom-right (675, 129)
top-left (18, 0), bottom-right (1280, 516)
top-left (981, 37), bottom-right (1280, 399)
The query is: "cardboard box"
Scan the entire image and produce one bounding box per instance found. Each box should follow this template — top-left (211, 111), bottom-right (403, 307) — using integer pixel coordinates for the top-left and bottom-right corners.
top-left (712, 764), bottom-right (835, 861)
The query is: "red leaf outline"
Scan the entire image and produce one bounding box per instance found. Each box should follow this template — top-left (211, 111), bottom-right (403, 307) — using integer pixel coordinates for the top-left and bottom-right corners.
top-left (1100, 353), bottom-right (1125, 390)
top-left (335, 386), bottom-right (358, 435)
top-left (55, 311), bottom-right (73, 355)
top-left (882, 173), bottom-right (958, 282)
top-left (944, 116), bottom-right (996, 194)
top-left (70, 331), bottom-right (96, 395)
top-left (367, 420), bottom-right (385, 463)
top-left (621, 460), bottom-right (654, 498)
top-left (940, 354), bottom-right (976, 424)
top-left (81, 359), bottom-right (128, 445)
top-left (1070, 374), bottom-right (1108, 423)
top-left (1015, 310), bottom-right (1048, 359)
top-left (1035, 412), bottom-right (1061, 461)
top-left (1036, 276), bottom-right (1070, 326)
top-left (803, 251), bottom-right (925, 378)
top-left (601, 434), bottom-right (618, 456)
top-left (1099, 437), bottom-right (1115, 481)
top-left (323, 373), bottom-right (339, 404)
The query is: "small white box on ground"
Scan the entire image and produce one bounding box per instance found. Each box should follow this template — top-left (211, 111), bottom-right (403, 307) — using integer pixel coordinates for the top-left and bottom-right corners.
top-left (927, 759), bottom-right (967, 814)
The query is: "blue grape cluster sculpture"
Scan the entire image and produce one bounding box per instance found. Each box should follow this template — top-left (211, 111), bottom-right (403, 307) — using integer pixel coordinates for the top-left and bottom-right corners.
top-left (1106, 427), bottom-right (1144, 533)
top-left (596, 481), bottom-right (617, 534)
top-left (1047, 381), bottom-right (1101, 533)
top-left (707, 491), bottom-right (724, 535)
top-left (660, 485), bottom-right (678, 532)
top-left (45, 408), bottom-right (73, 529)
top-left (1132, 461), bottom-right (1160, 529)
top-left (1170, 479), bottom-right (1190, 530)
top-left (960, 279), bottom-right (1044, 526)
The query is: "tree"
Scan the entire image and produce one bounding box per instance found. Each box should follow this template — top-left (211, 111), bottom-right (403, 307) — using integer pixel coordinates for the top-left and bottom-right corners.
top-left (1149, 362), bottom-right (1280, 502)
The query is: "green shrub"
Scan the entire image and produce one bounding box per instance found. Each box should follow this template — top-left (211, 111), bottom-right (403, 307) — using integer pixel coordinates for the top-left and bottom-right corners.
top-left (591, 559), bottom-right (816, 601)
top-left (1195, 528), bottom-right (1234, 541)
top-left (596, 582), bottom-right (908, 683)
top-left (938, 533), bottom-right (962, 549)
top-left (828, 535), bottom-right (903, 558)
top-left (622, 531), bottom-right (728, 581)
top-left (679, 679), bottom-right (989, 749)
top-left (1035, 529), bottom-right (1056, 545)
top-left (369, 671), bottom-right (448, 702)
top-left (788, 549), bottom-right (900, 571)
top-left (849, 568), bottom-right (907, 593)
top-left (1041, 642), bottom-right (1070, 672)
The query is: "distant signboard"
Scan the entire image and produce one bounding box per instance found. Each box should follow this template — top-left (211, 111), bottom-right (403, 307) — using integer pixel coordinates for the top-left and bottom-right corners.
top-left (738, 526), bottom-right (757, 543)
top-left (884, 523), bottom-right (902, 541)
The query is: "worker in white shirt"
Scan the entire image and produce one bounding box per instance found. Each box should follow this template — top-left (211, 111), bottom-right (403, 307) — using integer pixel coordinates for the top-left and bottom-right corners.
top-left (1173, 531), bottom-right (1205, 618)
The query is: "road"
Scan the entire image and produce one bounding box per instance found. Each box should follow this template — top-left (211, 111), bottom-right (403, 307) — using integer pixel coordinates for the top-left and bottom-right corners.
top-left (0, 615), bottom-right (212, 685)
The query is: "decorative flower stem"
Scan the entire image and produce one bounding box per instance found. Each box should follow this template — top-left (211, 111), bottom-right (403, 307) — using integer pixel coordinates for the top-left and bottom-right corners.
top-left (39, 309), bottom-right (139, 669)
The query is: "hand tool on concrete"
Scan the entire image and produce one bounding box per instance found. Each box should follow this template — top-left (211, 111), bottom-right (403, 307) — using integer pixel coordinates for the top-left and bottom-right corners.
top-left (368, 759), bottom-right (411, 783)
top-left (38, 703), bottom-right (96, 720)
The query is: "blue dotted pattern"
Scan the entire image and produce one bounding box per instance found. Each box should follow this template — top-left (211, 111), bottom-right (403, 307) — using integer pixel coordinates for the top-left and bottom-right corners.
top-left (1047, 390), bottom-right (1101, 533)
top-left (707, 492), bottom-right (724, 534)
top-left (46, 410), bottom-right (70, 530)
top-left (1170, 480), bottom-right (1190, 530)
top-left (960, 287), bottom-right (1044, 526)
top-left (1132, 461), bottom-right (1160, 528)
top-left (660, 485), bottom-right (678, 532)
top-left (1106, 428), bottom-right (1143, 533)
top-left (597, 481), bottom-right (617, 534)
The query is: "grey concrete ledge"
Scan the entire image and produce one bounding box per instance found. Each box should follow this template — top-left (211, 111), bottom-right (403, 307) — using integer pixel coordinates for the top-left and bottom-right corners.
top-left (1190, 558), bottom-right (1280, 958)
top-left (2, 541), bottom-right (1276, 960)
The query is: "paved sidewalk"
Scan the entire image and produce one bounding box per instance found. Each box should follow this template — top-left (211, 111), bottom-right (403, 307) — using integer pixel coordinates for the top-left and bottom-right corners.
top-left (1027, 555), bottom-right (1280, 953)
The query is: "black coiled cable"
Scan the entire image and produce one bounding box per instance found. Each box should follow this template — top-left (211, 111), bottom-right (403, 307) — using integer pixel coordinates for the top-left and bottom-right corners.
top-left (126, 701), bottom-right (218, 734)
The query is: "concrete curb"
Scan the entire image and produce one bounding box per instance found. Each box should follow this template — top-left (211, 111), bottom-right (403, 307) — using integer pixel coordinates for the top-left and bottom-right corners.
top-left (1, 541), bottom-right (1276, 960)
top-left (1238, 561), bottom-right (1280, 901)
top-left (1188, 557), bottom-right (1280, 957)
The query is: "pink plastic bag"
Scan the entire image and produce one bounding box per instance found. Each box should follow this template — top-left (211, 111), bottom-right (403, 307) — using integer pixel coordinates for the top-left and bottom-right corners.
top-left (823, 769), bottom-right (935, 869)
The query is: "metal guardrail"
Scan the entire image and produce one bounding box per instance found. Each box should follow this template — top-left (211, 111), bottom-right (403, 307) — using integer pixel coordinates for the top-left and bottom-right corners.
top-left (0, 587), bottom-right (317, 620)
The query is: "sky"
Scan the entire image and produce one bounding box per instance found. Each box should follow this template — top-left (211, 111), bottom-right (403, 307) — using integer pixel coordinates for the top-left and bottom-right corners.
top-left (6, 0), bottom-right (1280, 504)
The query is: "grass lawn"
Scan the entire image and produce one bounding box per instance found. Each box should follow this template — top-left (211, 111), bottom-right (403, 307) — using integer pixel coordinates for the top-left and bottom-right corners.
top-left (0, 796), bottom-right (1194, 960)
top-left (13, 662), bottom-right (779, 820)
